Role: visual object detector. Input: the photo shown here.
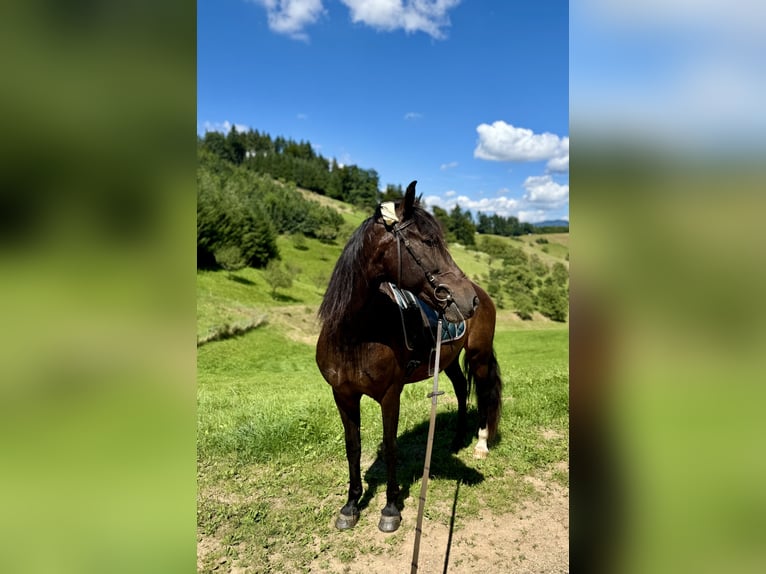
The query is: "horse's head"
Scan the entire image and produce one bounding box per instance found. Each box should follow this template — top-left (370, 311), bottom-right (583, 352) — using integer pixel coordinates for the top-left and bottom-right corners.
top-left (371, 181), bottom-right (478, 322)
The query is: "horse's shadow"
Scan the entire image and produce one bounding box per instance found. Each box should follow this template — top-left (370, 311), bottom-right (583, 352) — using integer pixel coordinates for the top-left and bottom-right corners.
top-left (358, 409), bottom-right (484, 513)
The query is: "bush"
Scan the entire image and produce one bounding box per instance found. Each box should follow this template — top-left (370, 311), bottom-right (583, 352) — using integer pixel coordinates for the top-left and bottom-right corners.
top-left (265, 261), bottom-right (293, 298)
top-left (512, 291), bottom-right (535, 320)
top-left (551, 262), bottom-right (569, 287)
top-left (291, 233), bottom-right (308, 251)
top-left (537, 285), bottom-right (568, 322)
top-left (214, 245), bottom-right (246, 272)
top-left (529, 253), bottom-right (548, 277)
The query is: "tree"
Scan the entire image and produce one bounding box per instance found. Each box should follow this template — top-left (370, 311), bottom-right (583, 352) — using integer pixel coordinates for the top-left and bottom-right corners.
top-left (448, 205), bottom-right (476, 246)
top-left (226, 126), bottom-right (246, 164)
top-left (196, 154), bottom-right (279, 269)
top-left (511, 291), bottom-right (535, 320)
top-left (529, 253), bottom-right (548, 277)
top-left (537, 285), bottom-right (568, 322)
top-left (477, 236), bottom-right (510, 262)
top-left (551, 262), bottom-right (569, 287)
top-left (265, 260), bottom-right (293, 298)
top-left (213, 245), bottom-right (246, 272)
top-left (502, 245), bottom-right (528, 267)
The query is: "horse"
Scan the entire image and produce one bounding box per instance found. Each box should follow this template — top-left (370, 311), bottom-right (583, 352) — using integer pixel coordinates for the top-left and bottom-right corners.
top-left (316, 181), bottom-right (503, 533)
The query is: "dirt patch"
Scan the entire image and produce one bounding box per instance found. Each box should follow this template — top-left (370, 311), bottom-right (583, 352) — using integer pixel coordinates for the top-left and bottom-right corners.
top-left (310, 478), bottom-right (568, 573)
top-left (267, 305), bottom-right (321, 345)
top-left (198, 475), bottom-right (569, 573)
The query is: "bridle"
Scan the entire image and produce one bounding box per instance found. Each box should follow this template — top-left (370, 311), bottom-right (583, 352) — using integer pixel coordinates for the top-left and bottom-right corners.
top-left (379, 202), bottom-right (456, 315)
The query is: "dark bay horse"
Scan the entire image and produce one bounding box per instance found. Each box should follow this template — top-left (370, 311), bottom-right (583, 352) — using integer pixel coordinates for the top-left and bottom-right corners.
top-left (316, 181), bottom-right (503, 532)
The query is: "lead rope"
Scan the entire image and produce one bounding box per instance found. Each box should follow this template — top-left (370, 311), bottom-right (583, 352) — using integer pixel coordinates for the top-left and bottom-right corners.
top-left (410, 316), bottom-right (444, 574)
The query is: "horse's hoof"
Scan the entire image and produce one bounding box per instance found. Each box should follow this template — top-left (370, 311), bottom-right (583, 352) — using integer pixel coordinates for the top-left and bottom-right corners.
top-left (473, 446), bottom-right (488, 459)
top-left (335, 511), bottom-right (359, 530)
top-left (378, 514), bottom-right (401, 533)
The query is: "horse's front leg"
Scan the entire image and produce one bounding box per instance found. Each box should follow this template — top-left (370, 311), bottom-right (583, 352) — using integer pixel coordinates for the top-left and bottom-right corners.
top-left (378, 384), bottom-right (403, 532)
top-left (333, 390), bottom-right (362, 530)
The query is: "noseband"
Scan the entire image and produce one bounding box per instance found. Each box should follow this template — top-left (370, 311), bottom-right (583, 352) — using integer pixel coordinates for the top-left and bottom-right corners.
top-left (379, 204), bottom-right (455, 314)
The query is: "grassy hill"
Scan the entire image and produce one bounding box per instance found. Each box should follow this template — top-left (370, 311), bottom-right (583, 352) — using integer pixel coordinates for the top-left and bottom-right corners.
top-left (197, 192), bottom-right (569, 345)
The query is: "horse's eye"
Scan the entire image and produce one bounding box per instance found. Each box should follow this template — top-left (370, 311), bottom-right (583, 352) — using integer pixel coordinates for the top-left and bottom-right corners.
top-left (424, 238), bottom-right (435, 247)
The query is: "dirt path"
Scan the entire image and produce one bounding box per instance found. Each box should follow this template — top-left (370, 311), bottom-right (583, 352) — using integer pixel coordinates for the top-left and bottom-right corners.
top-left (311, 476), bottom-right (568, 573)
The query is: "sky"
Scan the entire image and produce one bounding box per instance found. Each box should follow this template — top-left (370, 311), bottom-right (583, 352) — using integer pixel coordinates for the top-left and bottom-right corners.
top-left (198, 0), bottom-right (569, 223)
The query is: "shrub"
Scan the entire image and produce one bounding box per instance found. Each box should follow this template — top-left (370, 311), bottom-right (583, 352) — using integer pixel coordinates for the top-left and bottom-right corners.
top-left (265, 261), bottom-right (293, 298)
top-left (537, 285), bottom-right (568, 322)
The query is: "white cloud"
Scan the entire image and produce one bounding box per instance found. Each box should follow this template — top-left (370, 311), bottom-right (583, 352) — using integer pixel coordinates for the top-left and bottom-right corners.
top-left (440, 161), bottom-right (458, 170)
top-left (423, 193), bottom-right (522, 218)
top-left (404, 111), bottom-right (423, 120)
top-left (523, 175), bottom-right (569, 207)
top-left (474, 121), bottom-right (569, 172)
top-left (340, 0), bottom-right (461, 39)
top-left (517, 209), bottom-right (550, 224)
top-left (546, 153), bottom-right (569, 172)
top-left (546, 136), bottom-right (569, 172)
top-left (249, 0), bottom-right (325, 41)
top-left (422, 174), bottom-right (569, 223)
top-left (249, 0), bottom-right (460, 41)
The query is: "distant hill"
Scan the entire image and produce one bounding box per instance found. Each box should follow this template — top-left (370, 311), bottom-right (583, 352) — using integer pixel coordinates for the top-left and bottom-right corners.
top-left (533, 219), bottom-right (569, 228)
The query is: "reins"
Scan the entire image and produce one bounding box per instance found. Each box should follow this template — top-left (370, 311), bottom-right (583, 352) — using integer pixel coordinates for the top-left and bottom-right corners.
top-left (378, 202), bottom-right (455, 571)
top-left (410, 315), bottom-right (444, 574)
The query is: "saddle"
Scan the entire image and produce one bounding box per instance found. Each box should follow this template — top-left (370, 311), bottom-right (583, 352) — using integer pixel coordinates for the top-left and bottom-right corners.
top-left (382, 282), bottom-right (466, 374)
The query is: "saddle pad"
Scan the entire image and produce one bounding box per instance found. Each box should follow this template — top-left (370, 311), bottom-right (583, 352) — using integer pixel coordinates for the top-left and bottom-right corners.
top-left (386, 282), bottom-right (466, 345)
top-left (417, 296), bottom-right (466, 343)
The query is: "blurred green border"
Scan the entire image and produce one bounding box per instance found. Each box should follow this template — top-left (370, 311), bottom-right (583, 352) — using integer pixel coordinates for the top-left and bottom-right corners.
top-left (0, 3), bottom-right (196, 573)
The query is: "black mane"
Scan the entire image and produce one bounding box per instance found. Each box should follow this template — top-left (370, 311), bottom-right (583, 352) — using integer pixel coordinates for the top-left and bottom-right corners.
top-left (317, 215), bottom-right (375, 339)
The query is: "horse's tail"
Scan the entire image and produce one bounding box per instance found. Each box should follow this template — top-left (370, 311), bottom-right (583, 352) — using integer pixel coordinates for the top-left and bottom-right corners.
top-left (464, 348), bottom-right (503, 441)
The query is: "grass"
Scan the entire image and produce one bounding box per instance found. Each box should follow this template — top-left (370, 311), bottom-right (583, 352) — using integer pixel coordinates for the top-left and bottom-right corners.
top-left (197, 316), bottom-right (567, 572)
top-left (197, 205), bottom-right (568, 572)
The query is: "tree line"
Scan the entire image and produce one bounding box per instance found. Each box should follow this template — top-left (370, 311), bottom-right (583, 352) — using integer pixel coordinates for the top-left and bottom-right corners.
top-left (199, 126), bottom-right (565, 243)
top-left (199, 127), bottom-right (380, 209)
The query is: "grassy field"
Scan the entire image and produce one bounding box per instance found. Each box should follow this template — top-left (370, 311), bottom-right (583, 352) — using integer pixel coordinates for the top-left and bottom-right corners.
top-left (197, 217), bottom-right (569, 572)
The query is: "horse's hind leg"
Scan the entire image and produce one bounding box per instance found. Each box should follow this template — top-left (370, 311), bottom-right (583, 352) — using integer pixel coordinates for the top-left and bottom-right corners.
top-left (378, 384), bottom-right (403, 532)
top-left (333, 390), bottom-right (363, 530)
top-left (445, 358), bottom-right (468, 451)
top-left (464, 348), bottom-right (503, 460)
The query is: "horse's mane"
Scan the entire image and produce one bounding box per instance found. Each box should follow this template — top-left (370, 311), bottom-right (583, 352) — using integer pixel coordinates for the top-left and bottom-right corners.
top-left (317, 201), bottom-right (450, 341)
top-left (318, 215), bottom-right (376, 339)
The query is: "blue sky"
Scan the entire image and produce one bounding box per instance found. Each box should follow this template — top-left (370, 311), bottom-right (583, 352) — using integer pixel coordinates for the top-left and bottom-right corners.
top-left (198, 0), bottom-right (568, 223)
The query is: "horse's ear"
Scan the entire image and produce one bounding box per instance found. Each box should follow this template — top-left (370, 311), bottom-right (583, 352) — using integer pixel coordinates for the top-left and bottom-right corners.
top-left (403, 180), bottom-right (417, 220)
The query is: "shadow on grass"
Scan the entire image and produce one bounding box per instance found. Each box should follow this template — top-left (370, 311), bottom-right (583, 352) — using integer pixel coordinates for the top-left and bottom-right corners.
top-left (271, 292), bottom-right (302, 303)
top-left (358, 409), bottom-right (484, 515)
top-left (228, 274), bottom-right (255, 286)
